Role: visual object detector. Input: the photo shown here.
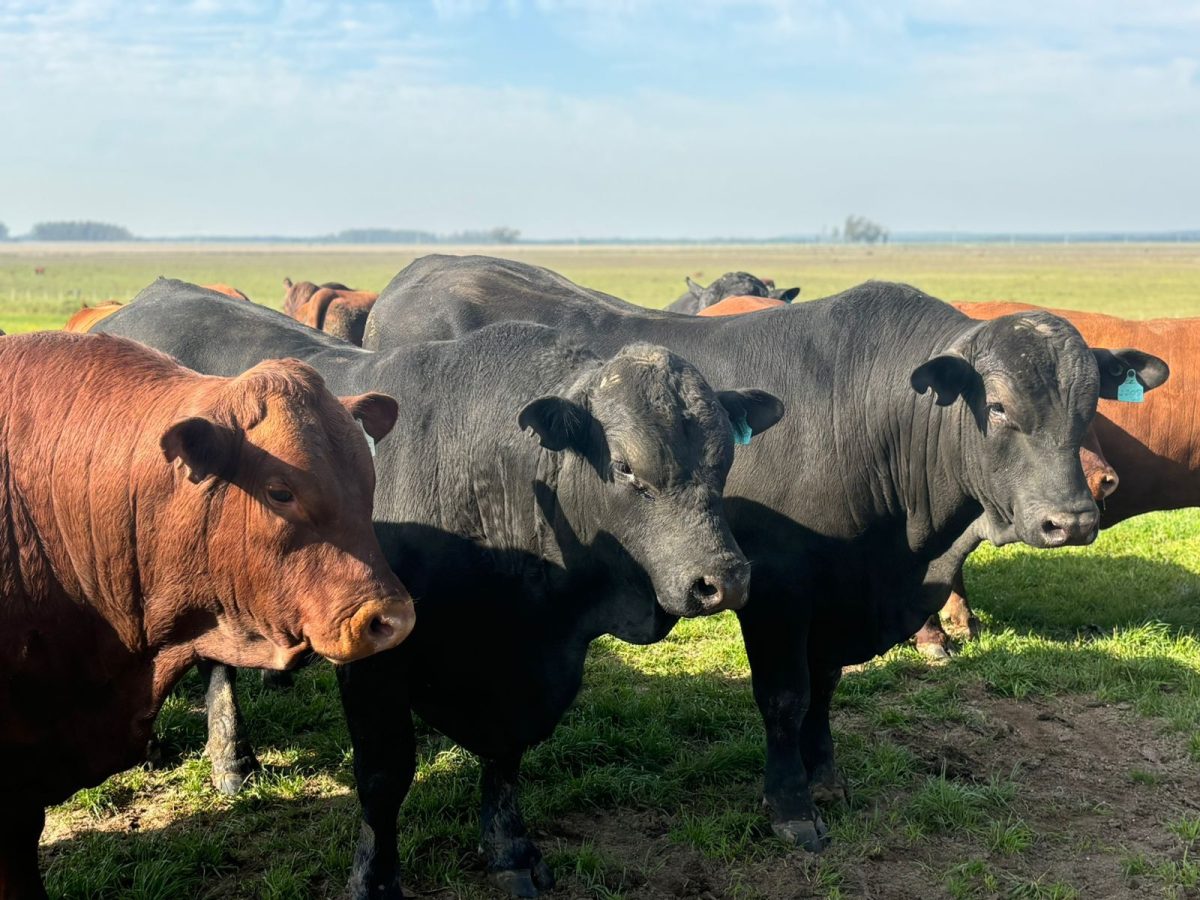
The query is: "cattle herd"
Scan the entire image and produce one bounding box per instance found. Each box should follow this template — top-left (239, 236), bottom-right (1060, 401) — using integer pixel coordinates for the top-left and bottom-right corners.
top-left (0, 255), bottom-right (1187, 898)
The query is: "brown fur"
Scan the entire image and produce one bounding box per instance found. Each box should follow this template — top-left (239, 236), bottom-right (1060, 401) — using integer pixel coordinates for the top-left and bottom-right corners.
top-left (697, 295), bottom-right (788, 317)
top-left (0, 333), bottom-right (413, 895)
top-left (282, 279), bottom-right (378, 345)
top-left (63, 301), bottom-right (124, 333)
top-left (201, 282), bottom-right (251, 301)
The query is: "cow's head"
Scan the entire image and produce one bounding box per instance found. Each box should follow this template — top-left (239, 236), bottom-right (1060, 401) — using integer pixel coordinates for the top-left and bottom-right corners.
top-left (160, 359), bottom-right (414, 668)
top-left (911, 311), bottom-right (1167, 548)
top-left (686, 272), bottom-right (772, 307)
top-left (520, 344), bottom-right (784, 620)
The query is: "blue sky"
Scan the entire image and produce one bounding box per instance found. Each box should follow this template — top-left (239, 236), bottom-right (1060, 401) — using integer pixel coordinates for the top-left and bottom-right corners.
top-left (1, 0), bottom-right (1198, 238)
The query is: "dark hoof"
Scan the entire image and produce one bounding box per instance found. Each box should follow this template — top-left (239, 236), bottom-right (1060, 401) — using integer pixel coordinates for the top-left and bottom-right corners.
top-left (810, 779), bottom-right (850, 810)
top-left (348, 873), bottom-right (406, 900)
top-left (915, 640), bottom-right (952, 662)
top-left (488, 861), bottom-right (555, 898)
top-left (210, 752), bottom-right (259, 795)
top-left (966, 615), bottom-right (982, 641)
top-left (771, 816), bottom-right (829, 853)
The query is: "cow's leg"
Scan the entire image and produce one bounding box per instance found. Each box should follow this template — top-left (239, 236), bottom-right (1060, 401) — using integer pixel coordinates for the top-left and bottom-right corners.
top-left (800, 663), bottom-right (848, 809)
top-left (340, 653), bottom-right (415, 900)
top-left (0, 802), bottom-right (47, 899)
top-left (738, 603), bottom-right (827, 852)
top-left (199, 660), bottom-right (260, 795)
top-left (480, 752), bottom-right (554, 898)
top-left (941, 566), bottom-right (981, 640)
top-left (912, 613), bottom-right (954, 660)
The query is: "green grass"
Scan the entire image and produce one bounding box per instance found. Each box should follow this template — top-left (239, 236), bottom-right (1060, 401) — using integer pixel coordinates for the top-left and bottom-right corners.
top-left (19, 244), bottom-right (1200, 897)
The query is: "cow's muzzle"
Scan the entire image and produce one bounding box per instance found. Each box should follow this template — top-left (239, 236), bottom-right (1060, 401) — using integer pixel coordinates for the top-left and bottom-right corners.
top-left (685, 561), bottom-right (751, 615)
top-left (1037, 507), bottom-right (1100, 548)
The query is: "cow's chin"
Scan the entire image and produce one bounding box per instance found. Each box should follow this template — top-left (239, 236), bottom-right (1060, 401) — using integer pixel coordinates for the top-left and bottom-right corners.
top-left (193, 626), bottom-right (312, 671)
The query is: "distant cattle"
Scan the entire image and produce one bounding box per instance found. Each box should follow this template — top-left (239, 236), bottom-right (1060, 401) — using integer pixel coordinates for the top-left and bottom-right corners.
top-left (33, 266), bottom-right (45, 275)
top-left (358, 255), bottom-right (1167, 875)
top-left (913, 300), bottom-right (1184, 655)
top-left (203, 282), bottom-right (251, 301)
top-left (698, 295), bottom-right (789, 316)
top-left (0, 332), bottom-right (413, 897)
top-left (666, 271), bottom-right (800, 314)
top-left (282, 277), bottom-right (377, 345)
top-left (63, 284), bottom-right (250, 333)
top-left (64, 301), bottom-right (124, 333)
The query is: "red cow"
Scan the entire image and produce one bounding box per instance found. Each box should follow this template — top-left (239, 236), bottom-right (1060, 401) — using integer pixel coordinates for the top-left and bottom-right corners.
top-left (0, 332), bottom-right (415, 896)
top-left (282, 278), bottom-right (378, 345)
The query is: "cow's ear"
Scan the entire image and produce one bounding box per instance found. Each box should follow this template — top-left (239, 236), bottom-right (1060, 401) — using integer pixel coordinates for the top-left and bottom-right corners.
top-left (518, 396), bottom-right (594, 453)
top-left (911, 352), bottom-right (978, 406)
top-left (717, 390), bottom-right (785, 443)
top-left (161, 416), bottom-right (234, 483)
top-left (1093, 348), bottom-right (1170, 399)
top-left (685, 276), bottom-right (705, 298)
top-left (342, 393), bottom-right (399, 443)
top-left (774, 287), bottom-right (800, 303)
top-left (283, 277), bottom-right (293, 288)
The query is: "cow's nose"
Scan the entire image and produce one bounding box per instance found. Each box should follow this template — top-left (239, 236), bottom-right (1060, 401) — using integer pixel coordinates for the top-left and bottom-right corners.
top-left (1040, 508), bottom-right (1100, 547)
top-left (687, 562), bottom-right (751, 613)
top-left (346, 595), bottom-right (416, 659)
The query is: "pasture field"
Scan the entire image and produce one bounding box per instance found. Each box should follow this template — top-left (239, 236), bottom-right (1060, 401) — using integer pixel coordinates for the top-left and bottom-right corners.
top-left (7, 242), bottom-right (1200, 899)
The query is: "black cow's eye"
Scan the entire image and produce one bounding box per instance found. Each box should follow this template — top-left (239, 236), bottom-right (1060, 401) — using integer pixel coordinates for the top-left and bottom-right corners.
top-left (612, 459), bottom-right (634, 480)
top-left (267, 487), bottom-right (295, 504)
top-left (987, 402), bottom-right (1009, 425)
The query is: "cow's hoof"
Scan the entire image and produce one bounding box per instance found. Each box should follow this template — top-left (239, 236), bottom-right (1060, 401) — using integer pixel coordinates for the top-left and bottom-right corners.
top-left (211, 754), bottom-right (259, 795)
top-left (771, 816), bottom-right (829, 853)
top-left (348, 873), bottom-right (406, 900)
top-left (915, 640), bottom-right (952, 662)
top-left (811, 779), bottom-right (850, 810)
top-left (488, 861), bottom-right (555, 898)
top-left (966, 615), bottom-right (982, 641)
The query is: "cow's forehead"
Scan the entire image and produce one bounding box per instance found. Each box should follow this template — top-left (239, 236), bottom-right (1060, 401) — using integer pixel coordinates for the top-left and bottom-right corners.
top-left (976, 313), bottom-right (1098, 407)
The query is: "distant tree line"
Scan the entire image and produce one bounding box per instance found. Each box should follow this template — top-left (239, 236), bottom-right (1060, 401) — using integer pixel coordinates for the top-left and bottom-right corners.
top-left (330, 226), bottom-right (520, 244)
top-left (30, 220), bottom-right (134, 241)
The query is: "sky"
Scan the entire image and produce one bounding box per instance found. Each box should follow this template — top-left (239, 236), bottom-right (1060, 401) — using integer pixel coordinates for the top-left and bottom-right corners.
top-left (1, 0), bottom-right (1198, 239)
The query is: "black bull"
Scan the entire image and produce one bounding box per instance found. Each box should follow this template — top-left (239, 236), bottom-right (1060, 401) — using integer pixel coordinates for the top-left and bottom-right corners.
top-left (360, 255), bottom-right (1168, 854)
top-left (96, 278), bottom-right (785, 899)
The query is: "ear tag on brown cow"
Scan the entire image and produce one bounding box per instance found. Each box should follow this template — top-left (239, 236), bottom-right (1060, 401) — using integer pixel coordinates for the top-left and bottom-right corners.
top-left (1116, 370), bottom-right (1144, 403)
top-left (358, 420), bottom-right (377, 457)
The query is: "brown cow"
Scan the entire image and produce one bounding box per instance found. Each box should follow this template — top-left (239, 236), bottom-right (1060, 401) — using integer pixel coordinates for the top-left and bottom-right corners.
top-left (0, 332), bottom-right (414, 897)
top-left (697, 295), bottom-right (789, 316)
top-left (64, 301), bottom-right (124, 333)
top-left (282, 277), bottom-right (378, 345)
top-left (915, 300), bottom-right (1182, 657)
top-left (203, 282), bottom-right (251, 301)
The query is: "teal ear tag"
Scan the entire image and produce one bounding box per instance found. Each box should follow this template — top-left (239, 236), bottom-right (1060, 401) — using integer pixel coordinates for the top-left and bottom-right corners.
top-left (1116, 369), bottom-right (1144, 403)
top-left (732, 411), bottom-right (753, 446)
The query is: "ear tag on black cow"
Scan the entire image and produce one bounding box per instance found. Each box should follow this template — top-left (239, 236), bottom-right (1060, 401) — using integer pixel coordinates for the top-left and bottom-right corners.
top-left (1116, 370), bottom-right (1144, 403)
top-left (358, 420), bottom-right (377, 457)
top-left (732, 411), bottom-right (753, 446)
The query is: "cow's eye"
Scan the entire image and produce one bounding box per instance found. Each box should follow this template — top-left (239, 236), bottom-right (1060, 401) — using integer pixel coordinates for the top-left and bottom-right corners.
top-left (987, 402), bottom-right (1009, 425)
top-left (612, 459), bottom-right (635, 480)
top-left (267, 486), bottom-right (295, 505)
